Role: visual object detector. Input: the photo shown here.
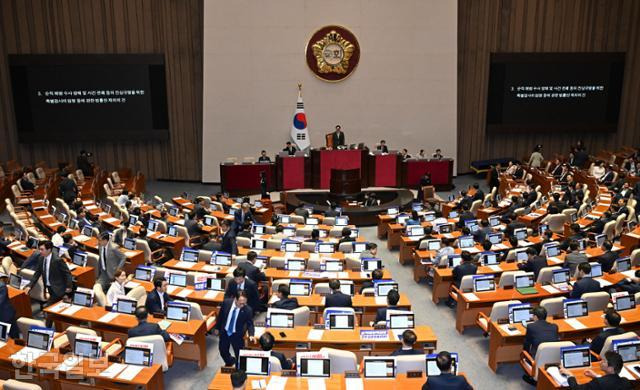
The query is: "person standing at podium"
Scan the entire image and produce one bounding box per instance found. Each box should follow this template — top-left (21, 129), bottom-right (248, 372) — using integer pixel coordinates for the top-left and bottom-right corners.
top-left (377, 140), bottom-right (389, 153)
top-left (282, 142), bottom-right (297, 156)
top-left (331, 125), bottom-right (345, 148)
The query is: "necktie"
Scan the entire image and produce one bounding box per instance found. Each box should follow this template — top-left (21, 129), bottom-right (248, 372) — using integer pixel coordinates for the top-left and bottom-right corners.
top-left (226, 308), bottom-right (238, 336)
top-left (44, 257), bottom-right (49, 287)
top-left (101, 247), bottom-right (107, 270)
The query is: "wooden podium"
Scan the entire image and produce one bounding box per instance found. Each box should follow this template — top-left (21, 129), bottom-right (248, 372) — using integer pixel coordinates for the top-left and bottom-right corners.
top-left (325, 132), bottom-right (333, 149)
top-left (329, 168), bottom-right (361, 198)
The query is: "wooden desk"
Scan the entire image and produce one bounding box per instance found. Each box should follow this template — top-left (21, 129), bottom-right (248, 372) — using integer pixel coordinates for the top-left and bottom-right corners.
top-left (621, 226), bottom-right (640, 256)
top-left (148, 231), bottom-right (185, 255)
top-left (537, 362), bottom-right (640, 389)
top-left (8, 286), bottom-right (32, 319)
top-left (44, 301), bottom-right (208, 370)
top-left (377, 215), bottom-right (394, 239)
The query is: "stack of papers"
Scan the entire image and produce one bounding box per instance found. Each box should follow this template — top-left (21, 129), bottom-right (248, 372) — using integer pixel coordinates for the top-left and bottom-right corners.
top-left (62, 305), bottom-right (83, 316)
top-left (541, 285), bottom-right (560, 294)
top-left (56, 356), bottom-right (83, 372)
top-left (204, 290), bottom-right (219, 300)
top-left (488, 265), bottom-right (503, 272)
top-left (345, 378), bottom-right (364, 390)
top-left (307, 329), bottom-right (324, 340)
top-left (99, 363), bottom-right (127, 378)
top-left (375, 296), bottom-right (387, 305)
top-left (10, 347), bottom-right (47, 363)
top-left (307, 378), bottom-right (326, 390)
top-left (98, 312), bottom-right (120, 323)
top-left (175, 261), bottom-right (195, 269)
top-left (546, 366), bottom-right (569, 386)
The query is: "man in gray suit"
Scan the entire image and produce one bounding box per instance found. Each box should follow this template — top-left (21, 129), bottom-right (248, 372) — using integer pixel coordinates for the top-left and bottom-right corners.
top-left (563, 240), bottom-right (588, 277)
top-left (97, 232), bottom-right (126, 292)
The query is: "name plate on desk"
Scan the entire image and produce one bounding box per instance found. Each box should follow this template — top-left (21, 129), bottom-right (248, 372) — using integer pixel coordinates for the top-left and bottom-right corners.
top-left (407, 370), bottom-right (423, 378)
top-left (359, 330), bottom-right (388, 341)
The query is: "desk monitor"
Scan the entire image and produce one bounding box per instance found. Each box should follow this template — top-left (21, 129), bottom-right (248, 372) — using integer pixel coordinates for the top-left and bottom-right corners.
top-left (564, 299), bottom-right (588, 319)
top-left (68, 218), bottom-right (79, 230)
top-left (552, 269), bottom-right (570, 284)
top-left (538, 224), bottom-right (548, 236)
top-left (26, 237), bottom-right (39, 250)
top-left (252, 224), bottom-right (265, 234)
top-left (335, 216), bottom-right (349, 226)
top-left (407, 226), bottom-right (425, 237)
top-left (289, 282), bottom-right (311, 296)
top-left (439, 223), bottom-right (453, 234)
top-left (362, 258), bottom-right (383, 272)
top-left (285, 259), bottom-right (306, 271)
top-left (284, 242), bottom-right (301, 253)
top-left (516, 250), bottom-right (528, 262)
top-left (514, 228), bottom-right (527, 241)
top-left (363, 357), bottom-right (395, 378)
top-left (9, 274), bottom-right (22, 289)
top-left (375, 282), bottom-right (398, 297)
top-left (124, 346), bottom-right (152, 366)
top-left (180, 248), bottom-right (199, 262)
top-left (387, 208), bottom-right (399, 216)
top-left (70, 252), bottom-right (87, 267)
top-left (448, 211), bottom-right (459, 219)
top-left (339, 282), bottom-right (355, 296)
top-left (128, 215), bottom-right (139, 225)
top-left (317, 243), bottom-right (335, 254)
top-left (73, 289), bottom-right (93, 307)
top-left (412, 203), bottom-right (423, 212)
top-left (473, 276), bottom-right (495, 292)
top-left (239, 355), bottom-right (270, 376)
top-left (207, 278), bottom-right (225, 291)
top-left (615, 294), bottom-right (636, 311)
top-left (212, 252), bottom-right (232, 266)
top-left (268, 312), bottom-right (294, 328)
top-left (251, 239), bottom-right (266, 250)
top-left (306, 217), bottom-right (319, 226)
top-left (561, 346), bottom-right (591, 369)
top-left (587, 262), bottom-right (603, 278)
top-left (114, 297), bottom-right (138, 315)
top-left (488, 233), bottom-right (502, 245)
top-left (254, 200), bottom-right (263, 208)
top-left (167, 225), bottom-right (178, 237)
top-left (124, 238), bottom-right (137, 251)
top-left (427, 353), bottom-right (458, 376)
top-left (168, 273), bottom-right (187, 287)
top-left (134, 267), bottom-right (154, 282)
top-left (0, 322), bottom-right (11, 341)
top-left (278, 215), bottom-right (290, 224)
top-left (166, 302), bottom-right (191, 322)
top-left (515, 273), bottom-right (535, 288)
top-left (202, 215), bottom-right (214, 226)
top-left (489, 216), bottom-right (500, 227)
top-left (577, 238), bottom-right (587, 251)
top-left (298, 357), bottom-right (331, 377)
top-left (615, 257), bottom-right (631, 272)
top-left (426, 240), bottom-right (441, 251)
top-left (27, 330), bottom-right (50, 351)
top-left (594, 234), bottom-right (606, 248)
top-left (168, 207), bottom-right (179, 217)
top-left (424, 212), bottom-right (436, 222)
top-left (467, 221), bottom-right (479, 233)
top-left (397, 214), bottom-right (409, 225)
top-left (324, 260), bottom-right (343, 272)
top-left (481, 252), bottom-right (498, 266)
top-left (570, 213), bottom-right (578, 223)
top-left (318, 229), bottom-right (329, 238)
top-left (508, 304), bottom-right (533, 324)
top-left (102, 204), bottom-right (111, 214)
top-left (75, 338), bottom-right (100, 359)
top-left (546, 244), bottom-right (560, 258)
top-left (613, 339), bottom-right (640, 363)
top-left (147, 220), bottom-right (159, 233)
top-left (353, 242), bottom-right (367, 253)
top-left (81, 225), bottom-right (94, 238)
top-left (458, 236), bottom-right (474, 249)
top-left (328, 313), bottom-right (355, 330)
top-left (448, 255), bottom-right (463, 268)
top-left (349, 229), bottom-right (360, 239)
top-left (389, 313), bottom-right (415, 329)
top-left (283, 227), bottom-right (296, 237)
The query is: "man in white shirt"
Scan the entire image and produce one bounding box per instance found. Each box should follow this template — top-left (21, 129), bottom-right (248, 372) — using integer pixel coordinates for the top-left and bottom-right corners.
top-left (51, 226), bottom-right (66, 247)
top-left (116, 190), bottom-right (130, 207)
top-left (25, 240), bottom-right (73, 306)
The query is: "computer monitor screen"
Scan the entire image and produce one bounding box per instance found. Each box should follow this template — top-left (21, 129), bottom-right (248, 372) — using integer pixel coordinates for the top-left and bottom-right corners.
top-left (0, 322), bottom-right (10, 341)
top-left (169, 273), bottom-right (187, 287)
top-left (128, 215), bottom-right (139, 225)
top-left (147, 220), bottom-right (158, 233)
top-left (561, 347), bottom-right (591, 369)
top-left (207, 278), bottom-right (225, 291)
top-left (278, 215), bottom-right (290, 224)
top-left (9, 274), bottom-right (22, 289)
top-left (426, 353), bottom-right (458, 376)
top-left (70, 252), bottom-right (87, 267)
top-left (268, 312), bottom-right (294, 328)
top-left (616, 257), bottom-right (631, 272)
top-left (482, 252), bottom-right (498, 265)
top-left (114, 298), bottom-right (137, 314)
top-left (375, 282), bottom-right (398, 297)
top-left (614, 340), bottom-right (640, 363)
top-left (335, 217), bottom-right (348, 226)
top-left (213, 253), bottom-right (232, 266)
top-left (458, 236), bottom-right (474, 249)
top-left (514, 228), bottom-right (527, 240)
top-left (289, 282), bottom-right (311, 296)
top-left (73, 291), bottom-right (93, 307)
top-left (538, 224), bottom-right (548, 235)
top-left (324, 260), bottom-right (343, 272)
top-left (448, 211), bottom-right (458, 219)
top-left (439, 224), bottom-right (453, 233)
top-left (75, 339), bottom-right (100, 359)
top-left (546, 244), bottom-right (560, 258)
top-left (515, 274), bottom-right (534, 288)
top-left (339, 283), bottom-right (355, 296)
top-left (124, 346), bottom-right (152, 366)
top-left (587, 262), bottom-right (603, 278)
top-left (489, 216), bottom-right (500, 227)
top-left (564, 300), bottom-right (588, 318)
top-left (286, 259), bottom-right (306, 271)
top-left (27, 331), bottom-right (50, 351)
top-left (595, 234), bottom-right (606, 248)
top-left (239, 356), bottom-right (270, 376)
top-left (284, 242), bottom-right (301, 253)
top-left (397, 215), bottom-right (409, 225)
top-left (424, 212), bottom-right (436, 222)
top-left (299, 358), bottom-right (330, 377)
top-left (408, 226), bottom-right (425, 237)
top-left (181, 248), bottom-right (199, 262)
top-left (318, 229), bottom-right (328, 238)
top-left (516, 251), bottom-right (528, 262)
top-left (552, 269), bottom-right (570, 284)
top-left (252, 225), bottom-right (265, 234)
top-left (124, 238), bottom-right (137, 250)
top-left (166, 303), bottom-right (190, 321)
top-left (167, 225), bottom-right (178, 237)
top-left (488, 233), bottom-right (502, 244)
top-left (615, 295), bottom-right (636, 311)
top-left (306, 217), bottom-right (319, 226)
top-left (474, 277), bottom-right (495, 292)
top-left (389, 313), bottom-right (415, 329)
top-left (352, 242), bottom-right (367, 253)
top-left (448, 255), bottom-right (462, 268)
top-left (328, 313), bottom-right (355, 329)
top-left (134, 267), bottom-right (153, 281)
top-left (251, 239), bottom-right (266, 249)
top-left (509, 305), bottom-right (533, 324)
top-left (387, 208), bottom-right (399, 216)
top-left (168, 207), bottom-right (179, 217)
top-left (362, 259), bottom-right (382, 272)
top-left (317, 243), bottom-right (335, 254)
top-left (81, 225), bottom-right (93, 237)
top-left (363, 358), bottom-right (395, 378)
top-left (577, 239), bottom-right (587, 250)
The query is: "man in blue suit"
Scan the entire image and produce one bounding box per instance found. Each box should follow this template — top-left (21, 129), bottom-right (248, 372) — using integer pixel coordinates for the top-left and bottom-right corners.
top-left (391, 330), bottom-right (423, 356)
top-left (233, 203), bottom-right (254, 234)
top-left (570, 262), bottom-right (601, 299)
top-left (215, 290), bottom-right (256, 366)
top-left (522, 306), bottom-right (559, 385)
top-left (128, 307), bottom-right (170, 341)
top-left (422, 351), bottom-right (472, 389)
top-left (374, 289), bottom-right (400, 323)
top-left (145, 277), bottom-right (170, 315)
top-left (325, 280), bottom-right (352, 308)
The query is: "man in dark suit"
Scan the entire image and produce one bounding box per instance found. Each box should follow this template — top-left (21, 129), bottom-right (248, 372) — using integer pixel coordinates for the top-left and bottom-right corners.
top-left (374, 289), bottom-right (400, 323)
top-left (518, 247), bottom-right (548, 280)
top-left (258, 332), bottom-right (292, 369)
top-left (331, 125), bottom-right (345, 148)
top-left (206, 220), bottom-right (238, 255)
top-left (214, 290), bottom-right (256, 366)
top-left (257, 150), bottom-right (271, 163)
top-left (570, 262), bottom-right (601, 299)
top-left (422, 351), bottom-right (472, 389)
top-left (589, 212), bottom-right (612, 235)
top-left (377, 140), bottom-right (389, 153)
top-left (282, 142), bottom-right (297, 156)
top-left (19, 170), bottom-right (35, 192)
top-left (391, 330), bottom-right (423, 356)
top-left (471, 183), bottom-right (484, 202)
top-left (572, 148), bottom-right (589, 168)
top-left (447, 251), bottom-right (477, 307)
top-left (185, 212), bottom-right (205, 238)
top-left (589, 311), bottom-right (624, 354)
top-left (360, 268), bottom-right (383, 292)
top-left (237, 251), bottom-right (266, 283)
top-left (97, 233), bottom-right (126, 292)
top-left (523, 191), bottom-right (538, 207)
top-left (596, 241), bottom-right (618, 273)
top-left (128, 307), bottom-right (170, 341)
top-left (0, 274), bottom-right (19, 339)
top-left (337, 228), bottom-right (355, 246)
top-left (324, 203), bottom-right (339, 217)
top-left (560, 351), bottom-right (631, 389)
top-left (146, 277), bottom-right (170, 315)
top-left (523, 306), bottom-right (559, 359)
top-left (293, 206), bottom-right (310, 219)
top-left (77, 150), bottom-right (94, 176)
top-left (58, 171), bottom-right (78, 205)
top-left (24, 240), bottom-right (73, 307)
top-left (473, 220), bottom-right (492, 243)
top-left (489, 165), bottom-right (500, 190)
top-left (505, 214), bottom-right (527, 239)
top-left (325, 280), bottom-right (352, 308)
top-left (455, 205), bottom-right (475, 228)
top-left (225, 267), bottom-right (262, 313)
top-left (233, 203), bottom-right (254, 234)
top-left (272, 284), bottom-right (298, 310)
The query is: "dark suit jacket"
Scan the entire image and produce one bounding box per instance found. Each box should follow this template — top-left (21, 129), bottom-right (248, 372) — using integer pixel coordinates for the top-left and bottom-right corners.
top-left (220, 230), bottom-right (238, 255)
top-left (237, 262), bottom-right (266, 283)
top-left (282, 146), bottom-right (297, 155)
top-left (184, 219), bottom-right (203, 238)
top-left (378, 145), bottom-right (389, 153)
top-left (472, 189), bottom-right (485, 202)
top-left (375, 305), bottom-right (399, 324)
top-left (324, 209), bottom-right (339, 217)
top-left (523, 320), bottom-right (559, 356)
top-left (58, 178), bottom-right (77, 203)
top-left (506, 221), bottom-right (526, 238)
top-left (20, 178), bottom-right (35, 191)
top-left (589, 218), bottom-right (610, 234)
top-left (128, 320), bottom-right (170, 341)
top-left (233, 210), bottom-right (254, 231)
top-left (0, 282), bottom-right (18, 338)
top-left (145, 290), bottom-right (170, 314)
top-left (215, 298), bottom-right (255, 337)
top-left (456, 212), bottom-right (475, 228)
top-left (391, 348), bottom-right (423, 356)
top-left (422, 373), bottom-right (472, 390)
top-left (27, 254), bottom-right (73, 299)
top-left (452, 263), bottom-right (477, 287)
top-left (589, 327), bottom-right (624, 354)
top-left (225, 278), bottom-right (261, 313)
top-left (325, 291), bottom-right (352, 308)
top-left (570, 277), bottom-right (601, 299)
top-left (331, 131), bottom-right (345, 147)
top-left (77, 155), bottom-right (93, 176)
top-left (567, 373), bottom-right (631, 390)
top-left (271, 350), bottom-right (292, 369)
top-left (596, 251), bottom-right (618, 273)
top-left (572, 150), bottom-right (588, 168)
top-left (519, 256), bottom-right (548, 280)
top-left (272, 298), bottom-right (299, 310)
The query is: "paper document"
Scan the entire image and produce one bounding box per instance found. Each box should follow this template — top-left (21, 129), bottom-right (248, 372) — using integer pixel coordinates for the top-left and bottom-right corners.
top-left (488, 265), bottom-right (503, 272)
top-left (541, 285), bottom-right (560, 294)
top-left (547, 257), bottom-right (563, 264)
top-left (596, 278), bottom-right (612, 288)
top-left (177, 289), bottom-right (193, 298)
top-left (307, 329), bottom-right (324, 341)
top-left (620, 366), bottom-right (635, 380)
top-left (158, 320), bottom-right (172, 330)
top-left (118, 364), bottom-right (144, 381)
top-left (56, 356), bottom-right (83, 372)
top-left (266, 376), bottom-right (288, 390)
top-left (500, 324), bottom-right (522, 336)
top-left (124, 281), bottom-right (140, 289)
top-left (463, 293), bottom-right (479, 301)
top-left (375, 296), bottom-right (387, 305)
top-left (175, 261), bottom-right (195, 269)
top-left (307, 378), bottom-right (326, 390)
top-left (288, 271), bottom-right (300, 277)
top-left (251, 379), bottom-right (267, 390)
top-left (204, 290), bottom-right (219, 300)
top-left (98, 312), bottom-right (120, 323)
top-left (564, 318), bottom-right (587, 330)
top-left (10, 347), bottom-right (46, 363)
top-left (48, 302), bottom-right (71, 313)
top-left (62, 305), bottom-right (83, 316)
top-left (345, 378), bottom-right (364, 390)
top-left (166, 285), bottom-right (179, 294)
top-left (546, 366), bottom-right (569, 386)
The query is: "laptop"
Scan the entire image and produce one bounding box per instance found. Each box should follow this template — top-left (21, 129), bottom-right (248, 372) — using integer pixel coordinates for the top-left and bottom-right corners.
top-left (515, 273), bottom-right (537, 295)
top-left (388, 312), bottom-right (415, 329)
top-left (207, 278), bottom-right (226, 291)
top-left (267, 312), bottom-right (294, 328)
top-left (481, 252), bottom-right (498, 266)
top-left (124, 238), bottom-right (137, 251)
top-left (134, 266), bottom-right (154, 282)
top-left (327, 312), bottom-right (355, 330)
top-left (375, 281), bottom-right (398, 297)
top-left (74, 336), bottom-right (101, 359)
top-left (317, 243), bottom-right (335, 254)
top-left (613, 339), bottom-right (640, 363)
top-left (508, 303), bottom-right (533, 324)
top-left (473, 276), bottom-right (495, 292)
top-left (289, 281), bottom-right (311, 296)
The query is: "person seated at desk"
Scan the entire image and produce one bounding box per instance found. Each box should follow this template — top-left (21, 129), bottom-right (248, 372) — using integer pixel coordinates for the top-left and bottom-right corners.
top-left (432, 149), bottom-right (444, 160)
top-left (471, 183), bottom-right (485, 202)
top-left (447, 251), bottom-right (477, 308)
top-left (522, 307), bottom-right (559, 384)
top-left (128, 306), bottom-right (170, 342)
top-left (272, 284), bottom-right (298, 310)
top-left (338, 228), bottom-right (355, 245)
top-left (599, 167), bottom-right (615, 185)
top-left (570, 262), bottom-right (601, 299)
top-left (417, 227), bottom-right (437, 246)
top-left (331, 125), bottom-right (345, 148)
top-left (561, 223), bottom-right (585, 250)
top-left (363, 193), bottom-right (379, 207)
top-left (391, 329), bottom-right (423, 356)
top-left (504, 214), bottom-right (526, 239)
top-left (360, 242), bottom-right (378, 260)
top-left (259, 332), bottom-right (292, 369)
top-left (231, 370), bottom-right (247, 390)
top-left (422, 351), bottom-right (472, 390)
top-left (233, 203), bottom-right (254, 234)
top-left (257, 150), bottom-right (271, 163)
top-left (238, 251), bottom-right (266, 283)
top-left (51, 226), bottom-right (65, 247)
top-left (304, 229), bottom-right (321, 244)
top-left (406, 210), bottom-right (421, 226)
top-left (0, 273), bottom-right (19, 339)
top-left (457, 190), bottom-right (473, 211)
top-left (563, 240), bottom-right (589, 277)
top-left (106, 268), bottom-right (129, 306)
top-left (456, 205), bottom-right (475, 229)
top-left (324, 202), bottom-right (339, 217)
top-left (375, 288), bottom-right (400, 324)
top-left (589, 310), bottom-right (624, 355)
top-left (282, 141), bottom-right (297, 156)
top-left (215, 290), bottom-right (256, 367)
top-left (595, 241), bottom-right (617, 273)
top-left (518, 247), bottom-right (547, 280)
top-left (560, 351), bottom-right (631, 390)
top-left (360, 268), bottom-right (383, 294)
top-left (473, 220), bottom-right (491, 243)
top-left (225, 267), bottom-right (262, 314)
top-left (325, 280), bottom-right (352, 308)
top-left (417, 149), bottom-right (426, 159)
top-left (589, 212), bottom-right (612, 235)
top-left (377, 140), bottom-right (389, 153)
top-left (435, 239), bottom-right (455, 267)
top-left (400, 149), bottom-right (412, 161)
top-left (146, 276), bottom-right (170, 315)
top-left (19, 169), bottom-right (35, 192)
top-left (590, 161), bottom-right (606, 181)
top-left (270, 225), bottom-right (287, 241)
top-left (617, 269), bottom-right (640, 294)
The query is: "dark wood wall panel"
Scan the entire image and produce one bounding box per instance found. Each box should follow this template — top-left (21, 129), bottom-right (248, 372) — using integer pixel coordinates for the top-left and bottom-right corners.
top-left (0, 0), bottom-right (203, 180)
top-left (458, 0), bottom-right (640, 172)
